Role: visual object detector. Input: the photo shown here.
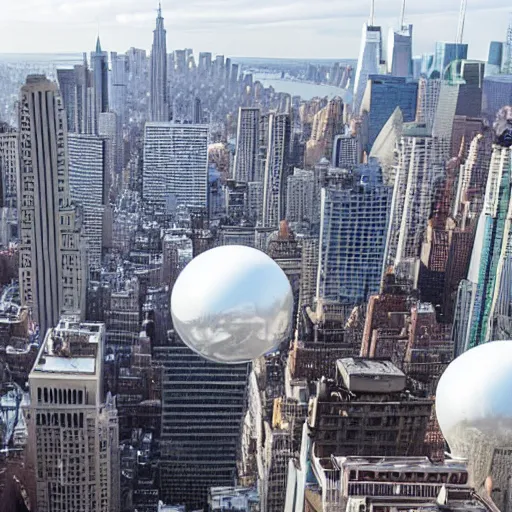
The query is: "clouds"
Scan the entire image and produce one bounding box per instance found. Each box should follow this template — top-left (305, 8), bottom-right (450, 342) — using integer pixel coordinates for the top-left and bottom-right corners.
top-left (0, 0), bottom-right (510, 59)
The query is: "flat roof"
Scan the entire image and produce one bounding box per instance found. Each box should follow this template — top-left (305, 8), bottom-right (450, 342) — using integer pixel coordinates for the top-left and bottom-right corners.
top-left (34, 355), bottom-right (95, 374)
top-left (338, 358), bottom-right (405, 377)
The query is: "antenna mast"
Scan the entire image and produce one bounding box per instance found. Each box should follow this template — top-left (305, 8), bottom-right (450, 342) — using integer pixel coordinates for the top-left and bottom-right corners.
top-left (370, 0), bottom-right (375, 26)
top-left (456, 0), bottom-right (467, 45)
top-left (400, 0), bottom-right (406, 31)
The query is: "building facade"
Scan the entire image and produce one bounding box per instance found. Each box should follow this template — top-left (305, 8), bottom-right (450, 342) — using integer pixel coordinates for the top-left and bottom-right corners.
top-left (233, 107), bottom-right (260, 182)
top-left (143, 123), bottom-right (209, 212)
top-left (150, 4), bottom-right (168, 122)
top-left (18, 75), bottom-right (86, 336)
top-left (27, 319), bottom-right (120, 512)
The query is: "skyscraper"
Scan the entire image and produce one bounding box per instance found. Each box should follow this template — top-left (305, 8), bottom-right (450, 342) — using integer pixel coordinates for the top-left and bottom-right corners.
top-left (385, 123), bottom-right (437, 268)
top-left (233, 107), bottom-right (260, 182)
top-left (387, 1), bottom-right (413, 77)
top-left (143, 123), bottom-right (209, 212)
top-left (361, 75), bottom-right (418, 151)
top-left (150, 3), bottom-right (168, 122)
top-left (91, 37), bottom-right (109, 133)
top-left (332, 133), bottom-right (361, 169)
top-left (27, 319), bottom-right (120, 512)
top-left (18, 75), bottom-right (86, 336)
top-left (316, 162), bottom-right (392, 308)
top-left (68, 133), bottom-right (106, 270)
top-left (0, 130), bottom-right (19, 209)
top-left (262, 112), bottom-right (291, 227)
top-left (432, 42), bottom-right (468, 78)
top-left (462, 137), bottom-right (512, 349)
top-left (155, 332), bottom-right (249, 509)
top-left (352, 2), bottom-right (382, 116)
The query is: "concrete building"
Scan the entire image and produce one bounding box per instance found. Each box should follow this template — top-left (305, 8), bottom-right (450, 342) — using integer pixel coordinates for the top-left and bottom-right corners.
top-left (233, 108), bottom-right (260, 182)
top-left (285, 168), bottom-right (314, 228)
top-left (317, 163), bottom-right (392, 309)
top-left (331, 133), bottom-right (360, 169)
top-left (150, 3), bottom-right (168, 122)
top-left (262, 112), bottom-right (291, 228)
top-left (385, 123), bottom-right (437, 270)
top-left (18, 75), bottom-right (86, 336)
top-left (0, 130), bottom-right (19, 210)
top-left (27, 319), bottom-right (120, 512)
top-left (143, 123), bottom-right (209, 212)
top-left (68, 133), bottom-right (106, 270)
top-left (246, 181), bottom-right (263, 223)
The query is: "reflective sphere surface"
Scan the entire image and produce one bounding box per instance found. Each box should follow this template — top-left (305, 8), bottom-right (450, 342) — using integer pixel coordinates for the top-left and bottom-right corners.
top-left (170, 245), bottom-right (294, 364)
top-left (436, 340), bottom-right (512, 459)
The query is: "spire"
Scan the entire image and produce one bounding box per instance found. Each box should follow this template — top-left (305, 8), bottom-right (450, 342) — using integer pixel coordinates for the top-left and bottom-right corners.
top-left (95, 35), bottom-right (102, 54)
top-left (157, 0), bottom-right (162, 18)
top-left (400, 0), bottom-right (406, 30)
top-left (456, 0), bottom-right (467, 44)
top-left (370, 0), bottom-right (375, 26)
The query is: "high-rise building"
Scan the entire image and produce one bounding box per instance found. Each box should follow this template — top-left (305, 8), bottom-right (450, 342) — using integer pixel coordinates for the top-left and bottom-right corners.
top-left (57, 68), bottom-right (77, 133)
top-left (285, 168), bottom-right (315, 227)
top-left (68, 133), bottom-right (106, 270)
top-left (262, 112), bottom-right (291, 227)
top-left (332, 133), bottom-right (360, 169)
top-left (233, 107), bottom-right (260, 182)
top-left (361, 75), bottom-right (418, 151)
top-left (150, 3), bottom-right (168, 122)
top-left (505, 13), bottom-right (512, 74)
top-left (27, 319), bottom-right (120, 512)
top-left (110, 52), bottom-right (128, 126)
top-left (432, 42), bottom-right (468, 78)
top-left (0, 130), bottom-right (19, 209)
top-left (91, 37), bottom-right (109, 133)
top-left (482, 75), bottom-right (512, 123)
top-left (316, 162), bottom-right (392, 308)
top-left (353, 7), bottom-right (382, 116)
top-left (98, 111), bottom-right (122, 198)
top-left (18, 75), bottom-right (86, 336)
top-left (459, 139), bottom-right (512, 350)
top-left (143, 123), bottom-right (209, 212)
top-left (487, 41), bottom-right (506, 76)
top-left (388, 1), bottom-right (413, 78)
top-left (155, 331), bottom-right (249, 510)
top-left (385, 123), bottom-right (437, 269)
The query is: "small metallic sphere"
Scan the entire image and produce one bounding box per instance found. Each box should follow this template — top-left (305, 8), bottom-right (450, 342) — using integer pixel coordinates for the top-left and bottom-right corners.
top-left (170, 245), bottom-right (294, 364)
top-left (436, 340), bottom-right (512, 459)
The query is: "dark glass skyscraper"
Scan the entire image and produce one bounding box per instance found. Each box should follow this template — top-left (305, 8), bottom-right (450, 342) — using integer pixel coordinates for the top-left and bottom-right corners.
top-left (150, 3), bottom-right (169, 122)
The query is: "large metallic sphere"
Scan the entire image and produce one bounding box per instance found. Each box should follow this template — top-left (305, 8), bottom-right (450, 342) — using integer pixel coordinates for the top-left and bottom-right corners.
top-left (170, 245), bottom-right (293, 364)
top-left (436, 340), bottom-right (512, 461)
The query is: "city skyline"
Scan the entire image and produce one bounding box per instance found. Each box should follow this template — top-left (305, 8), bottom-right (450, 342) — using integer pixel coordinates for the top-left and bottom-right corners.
top-left (0, 0), bottom-right (510, 60)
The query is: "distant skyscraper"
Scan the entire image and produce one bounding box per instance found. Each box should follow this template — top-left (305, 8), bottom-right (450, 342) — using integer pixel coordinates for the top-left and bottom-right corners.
top-left (91, 37), bottom-right (109, 133)
top-left (487, 41), bottom-right (506, 76)
top-left (432, 42), bottom-right (468, 78)
top-left (482, 75), bottom-right (512, 123)
top-left (0, 131), bottom-right (19, 209)
top-left (361, 75), bottom-right (418, 151)
top-left (57, 68), bottom-right (77, 132)
top-left (285, 168), bottom-right (314, 227)
top-left (233, 107), bottom-right (260, 182)
top-left (18, 75), bottom-right (86, 336)
top-left (387, 2), bottom-right (413, 77)
top-left (332, 133), bottom-right (360, 169)
top-left (262, 112), bottom-right (291, 227)
top-left (68, 133), bottom-right (106, 270)
top-left (143, 123), bottom-right (209, 212)
top-left (28, 319), bottom-right (120, 512)
top-left (505, 13), bottom-right (512, 74)
top-left (150, 3), bottom-right (168, 122)
top-left (353, 6), bottom-right (382, 116)
top-left (110, 52), bottom-right (128, 126)
top-left (386, 123), bottom-right (437, 268)
top-left (316, 162), bottom-right (392, 307)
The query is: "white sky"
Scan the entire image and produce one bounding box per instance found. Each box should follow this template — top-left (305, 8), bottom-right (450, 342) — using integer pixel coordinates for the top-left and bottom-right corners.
top-left (0, 0), bottom-right (510, 60)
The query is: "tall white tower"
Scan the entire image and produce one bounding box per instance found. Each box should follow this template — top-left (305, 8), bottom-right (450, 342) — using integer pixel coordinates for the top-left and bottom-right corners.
top-left (352, 0), bottom-right (382, 116)
top-left (18, 75), bottom-right (86, 336)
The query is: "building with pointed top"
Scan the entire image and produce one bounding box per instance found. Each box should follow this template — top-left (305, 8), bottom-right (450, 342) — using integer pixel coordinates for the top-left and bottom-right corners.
top-left (91, 37), bottom-right (109, 133)
top-left (150, 2), bottom-right (169, 122)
